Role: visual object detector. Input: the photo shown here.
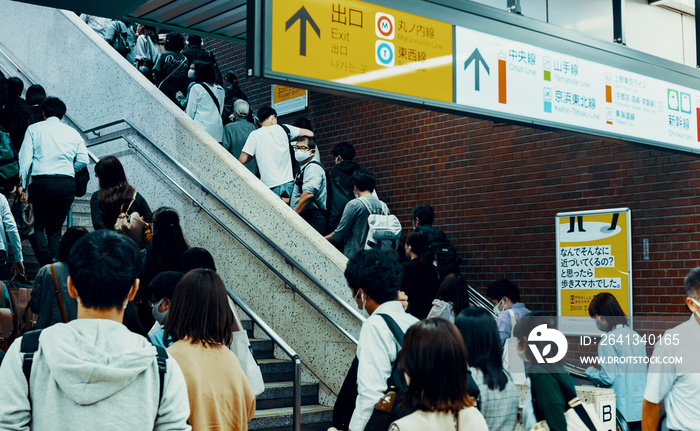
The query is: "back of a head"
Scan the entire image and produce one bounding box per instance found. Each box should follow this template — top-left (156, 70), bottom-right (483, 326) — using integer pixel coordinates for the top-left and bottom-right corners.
top-left (512, 311), bottom-right (554, 363)
top-left (57, 226), bottom-right (89, 263)
top-left (186, 34), bottom-right (202, 48)
top-left (68, 230), bottom-right (140, 309)
top-left (405, 231), bottom-right (429, 260)
top-left (349, 168), bottom-right (375, 193)
top-left (149, 271), bottom-right (184, 302)
top-left (41, 97), bottom-right (67, 120)
top-left (224, 72), bottom-right (237, 86)
top-left (178, 247), bottom-right (216, 273)
top-left (685, 267), bottom-right (700, 298)
top-left (152, 207), bottom-right (189, 265)
top-left (488, 278), bottom-right (520, 303)
top-left (194, 61), bottom-right (216, 84)
top-left (164, 269), bottom-right (234, 346)
top-left (332, 141), bottom-right (356, 161)
top-left (25, 84), bottom-right (46, 106)
top-left (292, 116), bottom-right (312, 131)
top-left (588, 292), bottom-right (627, 328)
top-left (412, 205), bottom-right (435, 226)
top-left (257, 106), bottom-right (276, 124)
top-left (436, 274), bottom-right (470, 315)
top-left (164, 32), bottom-right (185, 52)
top-left (345, 249), bottom-right (402, 304)
top-left (7, 77), bottom-right (23, 97)
top-left (397, 318), bottom-right (471, 413)
top-left (455, 307), bottom-right (507, 391)
top-left (233, 99), bottom-right (250, 117)
top-left (95, 155), bottom-right (128, 190)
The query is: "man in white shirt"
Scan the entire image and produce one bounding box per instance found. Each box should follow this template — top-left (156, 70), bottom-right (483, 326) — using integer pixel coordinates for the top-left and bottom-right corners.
top-left (642, 267), bottom-right (700, 431)
top-left (339, 249), bottom-right (418, 431)
top-left (239, 106), bottom-right (313, 201)
top-left (18, 97), bottom-right (89, 266)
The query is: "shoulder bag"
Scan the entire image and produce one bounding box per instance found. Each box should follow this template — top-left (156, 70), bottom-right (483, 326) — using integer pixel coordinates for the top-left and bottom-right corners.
top-left (114, 192), bottom-right (148, 247)
top-left (200, 83), bottom-right (222, 114)
top-left (0, 282), bottom-right (13, 352)
top-left (50, 264), bottom-right (68, 324)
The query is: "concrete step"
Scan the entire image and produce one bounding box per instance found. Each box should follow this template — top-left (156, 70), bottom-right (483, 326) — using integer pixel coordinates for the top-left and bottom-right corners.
top-left (249, 404), bottom-right (333, 431)
top-left (251, 337), bottom-right (274, 359)
top-left (258, 358), bottom-right (294, 383)
top-left (256, 381), bottom-right (319, 410)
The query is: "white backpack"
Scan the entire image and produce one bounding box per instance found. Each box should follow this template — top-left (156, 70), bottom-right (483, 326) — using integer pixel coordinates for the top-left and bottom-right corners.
top-left (358, 197), bottom-right (402, 252)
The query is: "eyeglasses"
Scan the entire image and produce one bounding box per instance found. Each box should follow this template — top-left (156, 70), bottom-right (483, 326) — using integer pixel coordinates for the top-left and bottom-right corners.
top-left (296, 146), bottom-right (310, 151)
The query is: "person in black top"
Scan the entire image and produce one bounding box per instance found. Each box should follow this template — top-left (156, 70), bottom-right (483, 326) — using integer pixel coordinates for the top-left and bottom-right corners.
top-left (400, 231), bottom-right (440, 319)
top-left (13, 84), bottom-right (46, 153)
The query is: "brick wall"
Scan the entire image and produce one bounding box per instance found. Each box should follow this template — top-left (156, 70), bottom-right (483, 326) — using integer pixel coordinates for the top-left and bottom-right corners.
top-left (203, 37), bottom-right (700, 332)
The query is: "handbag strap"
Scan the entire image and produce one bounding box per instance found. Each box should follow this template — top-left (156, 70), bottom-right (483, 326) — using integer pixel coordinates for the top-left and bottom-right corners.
top-left (50, 264), bottom-right (68, 324)
top-left (548, 369), bottom-right (598, 431)
top-left (200, 83), bottom-right (221, 114)
top-left (121, 191), bottom-right (137, 215)
top-left (508, 309), bottom-right (516, 337)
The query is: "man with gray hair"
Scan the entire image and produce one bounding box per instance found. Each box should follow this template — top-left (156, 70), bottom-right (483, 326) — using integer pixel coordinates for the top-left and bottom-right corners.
top-left (642, 267), bottom-right (700, 431)
top-left (222, 99), bottom-right (258, 176)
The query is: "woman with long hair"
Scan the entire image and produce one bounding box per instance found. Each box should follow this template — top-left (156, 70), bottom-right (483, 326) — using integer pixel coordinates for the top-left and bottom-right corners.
top-left (455, 307), bottom-right (519, 430)
top-left (427, 273), bottom-right (471, 322)
top-left (185, 61), bottom-right (225, 142)
top-left (389, 318), bottom-right (487, 431)
top-left (90, 155), bottom-right (152, 231)
top-left (133, 24), bottom-right (159, 80)
top-left (400, 231), bottom-right (439, 319)
top-left (164, 269), bottom-right (256, 430)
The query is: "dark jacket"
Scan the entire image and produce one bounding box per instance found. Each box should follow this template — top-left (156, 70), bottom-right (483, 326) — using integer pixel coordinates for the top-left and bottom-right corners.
top-left (329, 160), bottom-right (360, 195)
top-left (90, 190), bottom-right (152, 231)
top-left (401, 259), bottom-right (440, 319)
top-left (528, 364), bottom-right (576, 431)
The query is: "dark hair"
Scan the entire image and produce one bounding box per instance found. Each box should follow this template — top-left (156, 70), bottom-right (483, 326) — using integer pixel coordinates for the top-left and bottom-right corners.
top-left (140, 25), bottom-right (158, 44)
top-left (345, 249), bottom-right (402, 304)
top-left (257, 106), bottom-right (277, 123)
top-left (224, 72), bottom-right (237, 84)
top-left (405, 231), bottom-right (429, 262)
top-left (151, 207), bottom-right (190, 269)
top-left (292, 116), bottom-right (313, 132)
top-left (588, 292), bottom-right (628, 330)
top-left (178, 247), bottom-right (216, 273)
top-left (0, 79), bottom-right (8, 114)
top-left (297, 136), bottom-right (316, 151)
top-left (684, 267), bottom-right (700, 298)
top-left (164, 32), bottom-right (185, 51)
top-left (488, 279), bottom-right (520, 303)
top-left (57, 226), bottom-right (89, 263)
top-left (25, 84), bottom-right (46, 106)
top-left (68, 230), bottom-right (140, 309)
top-left (7, 77), bottom-right (23, 97)
top-left (186, 34), bottom-right (202, 47)
top-left (512, 312), bottom-right (555, 363)
top-left (332, 141), bottom-right (356, 161)
top-left (41, 97), bottom-right (67, 120)
top-left (349, 168), bottom-right (375, 193)
top-left (95, 156), bottom-right (137, 230)
top-left (412, 205), bottom-right (435, 226)
top-left (149, 271), bottom-right (183, 302)
top-left (435, 274), bottom-right (470, 316)
top-left (194, 61), bottom-right (216, 84)
top-left (223, 72), bottom-right (246, 99)
top-left (455, 307), bottom-right (508, 391)
top-left (398, 318), bottom-right (473, 413)
top-left (164, 269), bottom-right (234, 346)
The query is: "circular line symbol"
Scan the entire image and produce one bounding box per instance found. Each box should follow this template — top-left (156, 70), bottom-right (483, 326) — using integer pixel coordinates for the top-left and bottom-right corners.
top-left (376, 42), bottom-right (393, 65)
top-left (377, 16), bottom-right (393, 37)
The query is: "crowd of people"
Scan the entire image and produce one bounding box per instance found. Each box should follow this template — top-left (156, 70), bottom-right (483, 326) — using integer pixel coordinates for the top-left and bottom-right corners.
top-left (0, 19), bottom-right (698, 431)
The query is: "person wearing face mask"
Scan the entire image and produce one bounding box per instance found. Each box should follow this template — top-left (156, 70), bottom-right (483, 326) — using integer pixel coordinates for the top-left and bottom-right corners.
top-left (643, 267), bottom-right (700, 431)
top-left (488, 279), bottom-right (530, 344)
top-left (184, 61), bottom-right (225, 143)
top-left (327, 141), bottom-right (359, 234)
top-left (584, 293), bottom-right (646, 431)
top-left (147, 271), bottom-right (184, 349)
top-left (328, 249), bottom-right (418, 431)
top-left (289, 137), bottom-right (328, 235)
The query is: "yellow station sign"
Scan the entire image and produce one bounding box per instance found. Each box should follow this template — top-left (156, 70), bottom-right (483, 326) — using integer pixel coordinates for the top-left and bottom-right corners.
top-left (271, 0), bottom-right (453, 102)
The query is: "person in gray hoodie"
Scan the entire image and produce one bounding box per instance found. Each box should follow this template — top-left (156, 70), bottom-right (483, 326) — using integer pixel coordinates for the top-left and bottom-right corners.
top-left (0, 229), bottom-right (192, 431)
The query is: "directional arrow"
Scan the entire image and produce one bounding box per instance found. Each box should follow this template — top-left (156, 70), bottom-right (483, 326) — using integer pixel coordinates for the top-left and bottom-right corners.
top-left (464, 48), bottom-right (490, 91)
top-left (286, 6), bottom-right (320, 57)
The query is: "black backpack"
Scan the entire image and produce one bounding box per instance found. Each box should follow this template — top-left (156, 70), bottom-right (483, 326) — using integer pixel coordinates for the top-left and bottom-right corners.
top-left (425, 229), bottom-right (463, 279)
top-left (326, 171), bottom-right (355, 230)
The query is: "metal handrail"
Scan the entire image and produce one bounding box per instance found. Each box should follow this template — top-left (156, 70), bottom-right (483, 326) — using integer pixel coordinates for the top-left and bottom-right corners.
top-left (226, 289), bottom-right (301, 431)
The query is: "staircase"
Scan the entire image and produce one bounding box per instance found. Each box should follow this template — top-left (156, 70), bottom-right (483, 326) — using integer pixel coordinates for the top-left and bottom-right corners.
top-left (244, 319), bottom-right (333, 431)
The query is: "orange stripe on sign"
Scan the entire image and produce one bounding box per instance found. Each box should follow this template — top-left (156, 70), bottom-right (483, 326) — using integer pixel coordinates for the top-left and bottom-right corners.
top-left (499, 60), bottom-right (506, 104)
top-left (606, 85), bottom-right (612, 103)
top-left (697, 108), bottom-right (700, 142)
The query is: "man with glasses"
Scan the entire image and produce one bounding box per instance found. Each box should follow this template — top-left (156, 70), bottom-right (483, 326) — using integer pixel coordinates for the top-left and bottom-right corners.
top-left (289, 137), bottom-right (327, 235)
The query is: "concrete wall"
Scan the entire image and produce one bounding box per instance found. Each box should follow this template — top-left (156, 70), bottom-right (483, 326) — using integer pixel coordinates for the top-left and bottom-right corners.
top-left (0, 0), bottom-right (361, 402)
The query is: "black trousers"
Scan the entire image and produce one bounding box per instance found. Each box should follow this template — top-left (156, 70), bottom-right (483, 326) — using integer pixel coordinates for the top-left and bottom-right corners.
top-left (301, 208), bottom-right (327, 236)
top-left (29, 175), bottom-right (75, 266)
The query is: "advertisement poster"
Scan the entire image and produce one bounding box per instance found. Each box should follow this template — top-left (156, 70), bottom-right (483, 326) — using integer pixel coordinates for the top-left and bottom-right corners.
top-left (556, 208), bottom-right (632, 335)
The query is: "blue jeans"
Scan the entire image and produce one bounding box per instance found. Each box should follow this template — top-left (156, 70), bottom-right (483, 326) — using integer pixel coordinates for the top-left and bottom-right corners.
top-left (271, 181), bottom-right (294, 198)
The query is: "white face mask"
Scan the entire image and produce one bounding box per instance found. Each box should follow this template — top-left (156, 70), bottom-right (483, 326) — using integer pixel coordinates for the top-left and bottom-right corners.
top-left (493, 299), bottom-right (504, 316)
top-left (517, 346), bottom-right (529, 362)
top-left (188, 69), bottom-right (195, 80)
top-left (335, 156), bottom-right (341, 165)
top-left (151, 298), bottom-right (168, 325)
top-left (354, 289), bottom-right (370, 318)
top-left (690, 297), bottom-right (700, 320)
top-left (595, 316), bottom-right (608, 332)
top-left (294, 149), bottom-right (311, 162)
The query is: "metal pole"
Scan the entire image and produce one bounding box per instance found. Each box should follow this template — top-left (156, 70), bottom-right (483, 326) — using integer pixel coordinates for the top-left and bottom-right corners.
top-left (506, 0), bottom-right (522, 14)
top-left (293, 356), bottom-right (302, 431)
top-left (612, 0), bottom-right (626, 45)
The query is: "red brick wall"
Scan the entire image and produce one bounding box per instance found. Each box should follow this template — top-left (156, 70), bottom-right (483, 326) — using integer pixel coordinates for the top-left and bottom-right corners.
top-left (203, 38), bottom-right (700, 331)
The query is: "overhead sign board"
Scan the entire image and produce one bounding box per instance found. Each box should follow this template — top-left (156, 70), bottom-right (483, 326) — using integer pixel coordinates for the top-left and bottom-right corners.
top-left (270, 0), bottom-right (453, 102)
top-left (271, 85), bottom-right (308, 116)
top-left (256, 0), bottom-right (700, 154)
top-left (555, 208), bottom-right (632, 336)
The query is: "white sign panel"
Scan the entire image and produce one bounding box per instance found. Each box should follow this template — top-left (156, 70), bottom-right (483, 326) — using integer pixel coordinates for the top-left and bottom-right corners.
top-left (455, 26), bottom-right (700, 151)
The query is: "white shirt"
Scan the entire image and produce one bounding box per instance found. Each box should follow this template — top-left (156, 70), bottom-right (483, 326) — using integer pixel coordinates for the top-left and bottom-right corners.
top-left (350, 301), bottom-right (419, 431)
top-left (133, 35), bottom-right (159, 63)
top-left (19, 117), bottom-right (89, 189)
top-left (0, 194), bottom-right (22, 263)
top-left (644, 315), bottom-right (700, 431)
top-left (185, 83), bottom-right (225, 142)
top-left (241, 124), bottom-right (300, 188)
